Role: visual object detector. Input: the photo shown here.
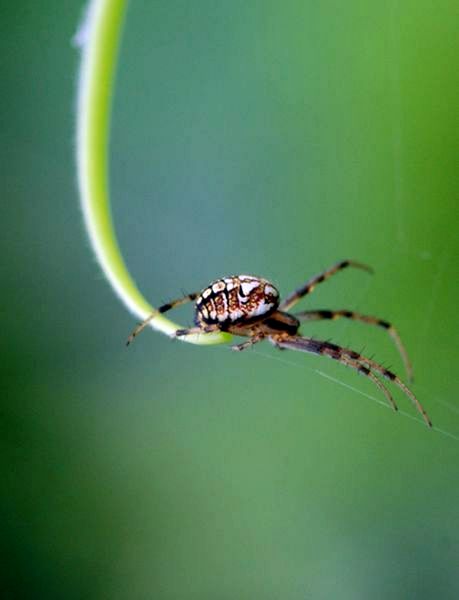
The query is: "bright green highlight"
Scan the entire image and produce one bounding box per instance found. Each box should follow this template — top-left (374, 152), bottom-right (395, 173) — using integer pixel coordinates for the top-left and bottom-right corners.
top-left (75, 0), bottom-right (231, 345)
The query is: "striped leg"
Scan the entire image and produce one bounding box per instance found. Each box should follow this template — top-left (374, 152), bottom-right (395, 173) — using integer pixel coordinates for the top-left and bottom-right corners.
top-left (174, 324), bottom-right (220, 338)
top-left (348, 351), bottom-right (431, 427)
top-left (337, 355), bottom-right (398, 412)
top-left (279, 260), bottom-right (372, 312)
top-left (231, 332), bottom-right (265, 352)
top-left (273, 335), bottom-right (432, 427)
top-left (295, 309), bottom-right (413, 381)
top-left (126, 292), bottom-right (198, 345)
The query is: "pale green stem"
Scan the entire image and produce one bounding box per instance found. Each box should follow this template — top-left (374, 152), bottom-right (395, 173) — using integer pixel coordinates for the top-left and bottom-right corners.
top-left (75, 0), bottom-right (231, 345)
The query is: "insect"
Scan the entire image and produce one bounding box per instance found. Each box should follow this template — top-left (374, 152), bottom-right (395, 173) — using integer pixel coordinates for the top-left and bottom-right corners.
top-left (127, 260), bottom-right (432, 428)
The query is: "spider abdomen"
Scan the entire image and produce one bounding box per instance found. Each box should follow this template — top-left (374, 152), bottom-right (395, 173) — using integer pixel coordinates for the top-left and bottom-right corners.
top-left (195, 275), bottom-right (279, 328)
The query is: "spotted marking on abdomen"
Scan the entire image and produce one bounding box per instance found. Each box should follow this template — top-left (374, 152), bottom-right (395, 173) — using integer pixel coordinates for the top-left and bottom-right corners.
top-left (194, 275), bottom-right (280, 327)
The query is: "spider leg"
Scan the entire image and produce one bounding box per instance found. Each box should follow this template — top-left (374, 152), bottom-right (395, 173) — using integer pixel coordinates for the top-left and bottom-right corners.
top-left (349, 353), bottom-right (431, 427)
top-left (174, 324), bottom-right (220, 338)
top-left (279, 259), bottom-right (372, 312)
top-left (231, 332), bottom-right (265, 352)
top-left (295, 309), bottom-right (413, 382)
top-left (273, 335), bottom-right (432, 427)
top-left (338, 355), bottom-right (398, 412)
top-left (126, 292), bottom-right (199, 345)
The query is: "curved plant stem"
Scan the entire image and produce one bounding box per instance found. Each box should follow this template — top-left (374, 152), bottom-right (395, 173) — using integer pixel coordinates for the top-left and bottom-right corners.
top-left (75, 0), bottom-right (231, 346)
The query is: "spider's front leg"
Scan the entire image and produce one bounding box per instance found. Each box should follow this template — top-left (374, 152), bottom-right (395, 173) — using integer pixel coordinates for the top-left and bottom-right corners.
top-left (280, 259), bottom-right (372, 311)
top-left (274, 334), bottom-right (432, 427)
top-left (295, 309), bottom-right (413, 381)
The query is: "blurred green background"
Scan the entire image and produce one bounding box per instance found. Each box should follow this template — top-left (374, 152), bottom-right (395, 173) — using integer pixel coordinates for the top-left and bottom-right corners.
top-left (2, 1), bottom-right (458, 598)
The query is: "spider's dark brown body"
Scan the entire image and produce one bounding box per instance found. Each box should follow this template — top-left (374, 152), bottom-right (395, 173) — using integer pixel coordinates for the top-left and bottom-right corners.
top-left (194, 275), bottom-right (301, 338)
top-left (195, 275), bottom-right (280, 328)
top-left (127, 260), bottom-right (432, 428)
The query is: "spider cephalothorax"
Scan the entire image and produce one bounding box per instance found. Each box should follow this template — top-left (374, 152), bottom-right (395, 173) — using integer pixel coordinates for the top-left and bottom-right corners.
top-left (195, 275), bottom-right (280, 329)
top-left (127, 260), bottom-right (432, 428)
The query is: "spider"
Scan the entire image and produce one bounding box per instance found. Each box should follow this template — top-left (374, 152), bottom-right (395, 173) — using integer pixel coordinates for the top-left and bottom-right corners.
top-left (127, 260), bottom-right (432, 428)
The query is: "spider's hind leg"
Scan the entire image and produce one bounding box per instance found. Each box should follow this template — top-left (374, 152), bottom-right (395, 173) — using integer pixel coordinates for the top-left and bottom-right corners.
top-left (174, 324), bottom-right (220, 338)
top-left (231, 332), bottom-right (265, 352)
top-left (126, 292), bottom-right (199, 345)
